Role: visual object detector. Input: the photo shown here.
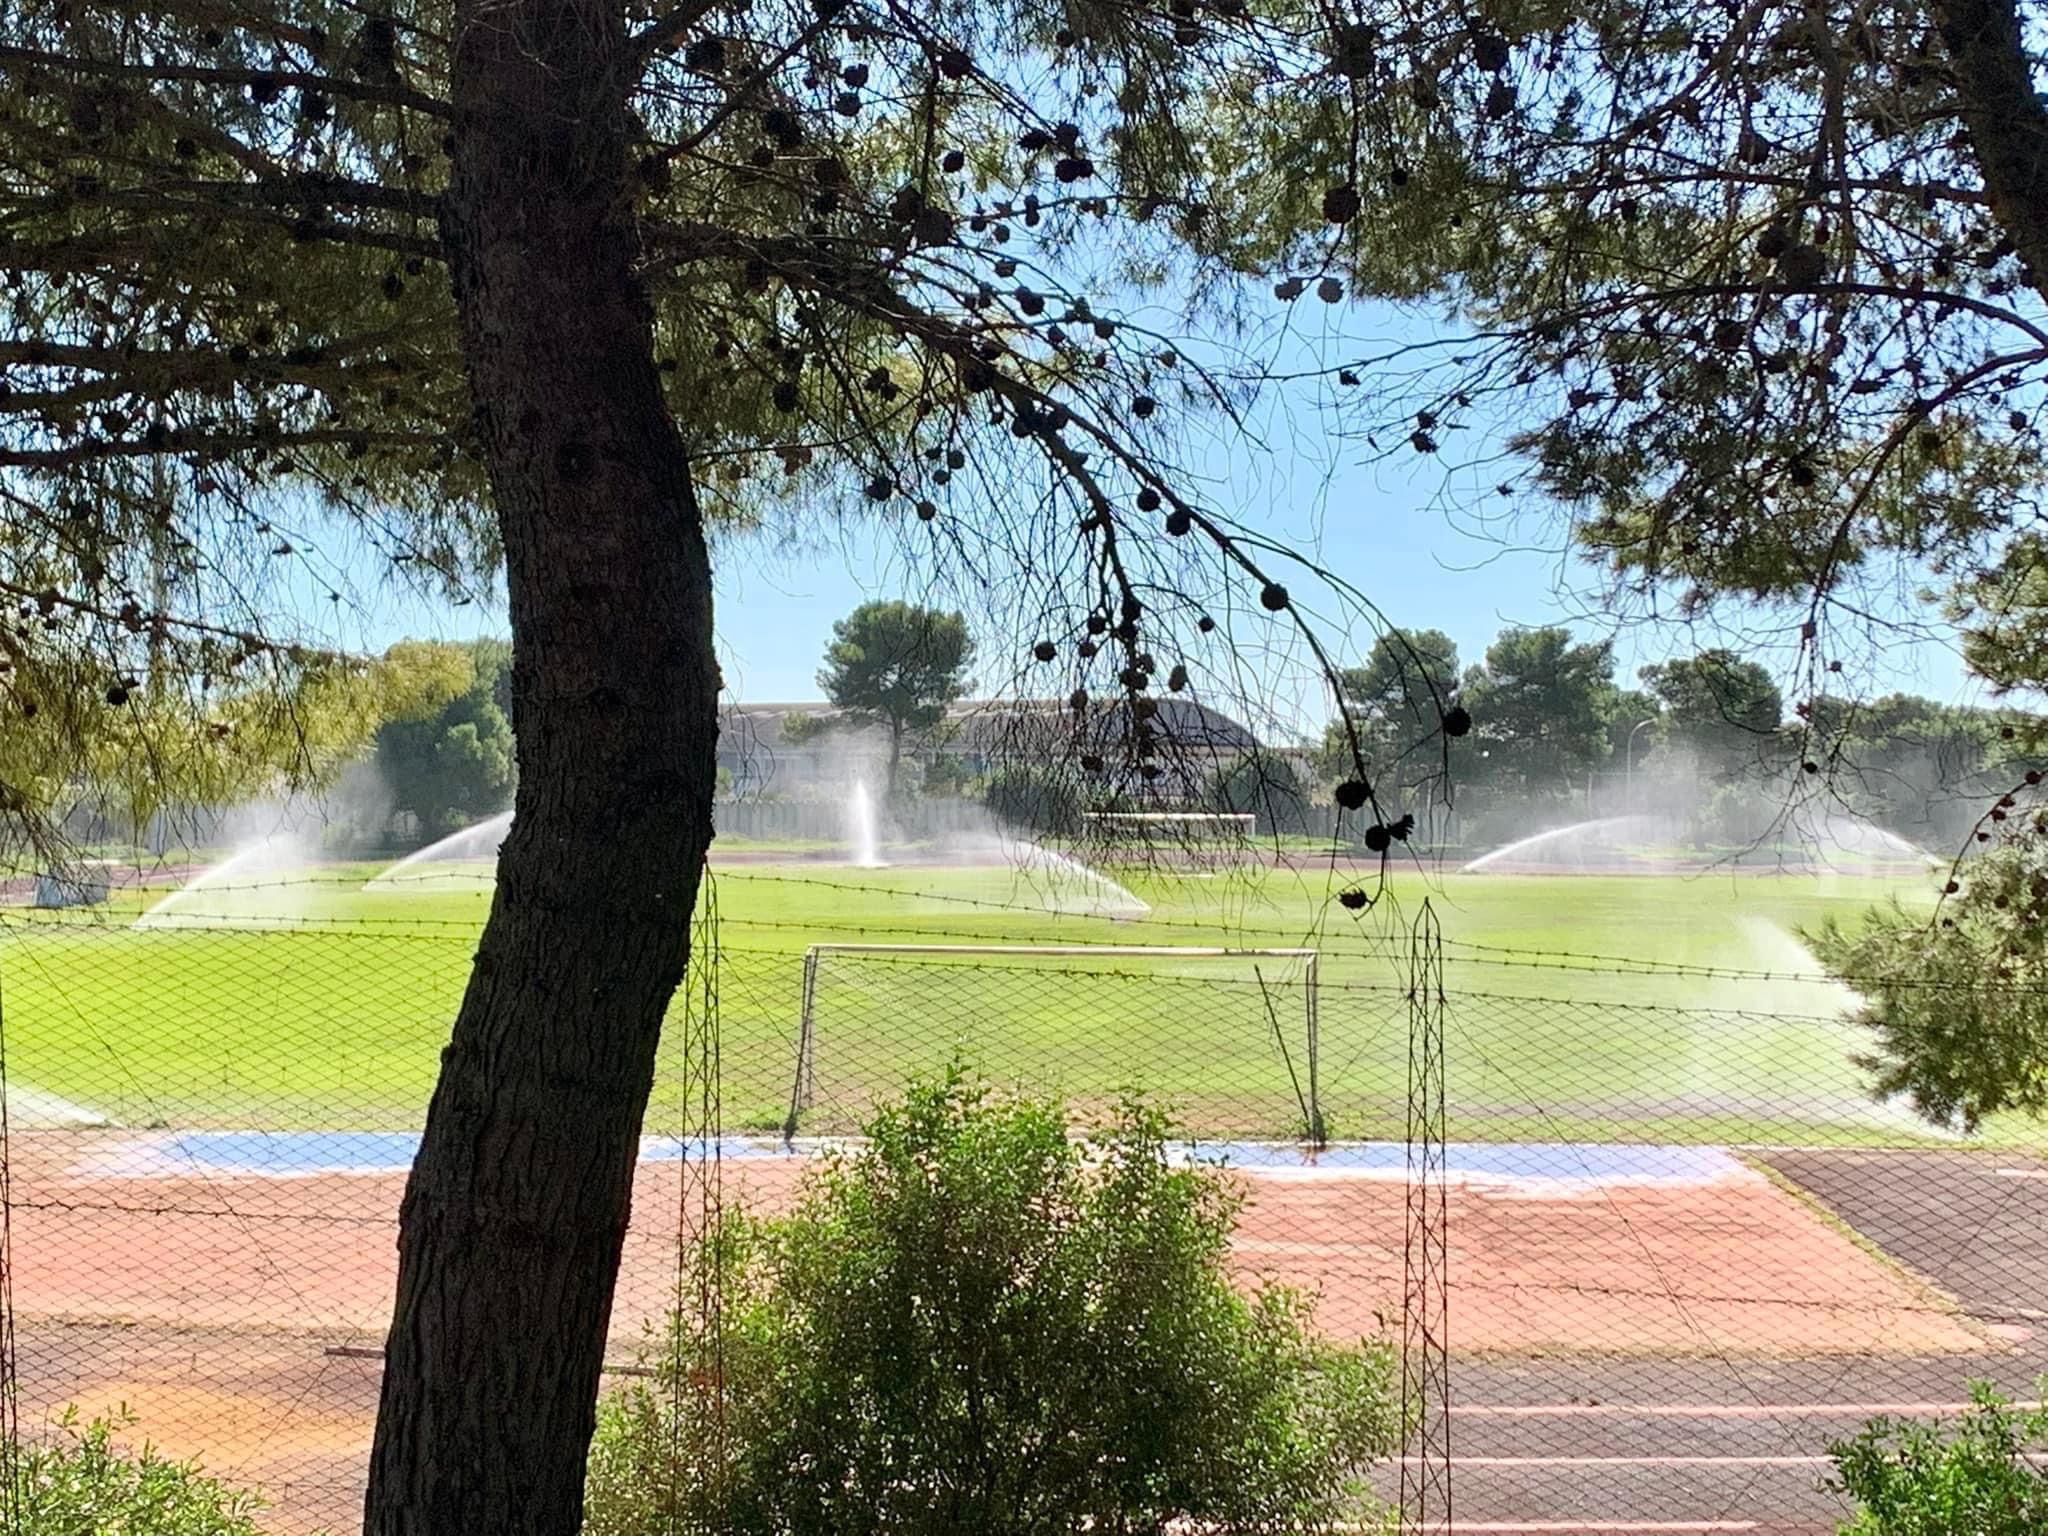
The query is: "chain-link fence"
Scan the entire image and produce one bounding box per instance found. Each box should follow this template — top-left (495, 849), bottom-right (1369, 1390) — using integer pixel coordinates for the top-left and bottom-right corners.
top-left (785, 944), bottom-right (1330, 1139)
top-left (2, 871), bottom-right (2044, 1535)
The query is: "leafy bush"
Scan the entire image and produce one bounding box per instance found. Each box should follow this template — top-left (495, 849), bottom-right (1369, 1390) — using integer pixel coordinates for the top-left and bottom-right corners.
top-left (9, 1409), bottom-right (271, 1535)
top-left (1806, 824), bottom-right (2048, 1130)
top-left (982, 765), bottom-right (1080, 835)
top-left (586, 1073), bottom-right (1401, 1535)
top-left (1685, 781), bottom-right (1777, 849)
top-left (1210, 753), bottom-right (1312, 836)
top-left (1829, 1380), bottom-right (2048, 1535)
top-left (915, 750), bottom-right (980, 799)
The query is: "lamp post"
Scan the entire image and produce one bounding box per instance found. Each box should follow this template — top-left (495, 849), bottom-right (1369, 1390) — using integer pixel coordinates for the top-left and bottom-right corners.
top-left (1624, 717), bottom-right (1656, 811)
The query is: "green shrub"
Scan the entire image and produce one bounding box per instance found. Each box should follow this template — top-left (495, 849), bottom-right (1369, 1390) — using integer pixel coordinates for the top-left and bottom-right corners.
top-left (587, 1072), bottom-right (1401, 1535)
top-left (1828, 1380), bottom-right (2048, 1535)
top-left (9, 1409), bottom-right (272, 1535)
top-left (1209, 754), bottom-right (1312, 836)
top-left (1806, 825), bottom-right (2048, 1131)
top-left (982, 766), bottom-right (1080, 835)
top-left (1686, 781), bottom-right (1776, 849)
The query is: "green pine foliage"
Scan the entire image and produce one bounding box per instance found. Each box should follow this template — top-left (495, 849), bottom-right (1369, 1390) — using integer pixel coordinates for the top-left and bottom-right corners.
top-left (816, 601), bottom-right (976, 799)
top-left (585, 1072), bottom-right (1401, 1536)
top-left (1806, 821), bottom-right (2048, 1131)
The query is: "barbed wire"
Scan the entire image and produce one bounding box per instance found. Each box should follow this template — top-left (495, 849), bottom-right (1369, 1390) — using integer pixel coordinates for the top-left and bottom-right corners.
top-left (13, 894), bottom-right (2048, 998)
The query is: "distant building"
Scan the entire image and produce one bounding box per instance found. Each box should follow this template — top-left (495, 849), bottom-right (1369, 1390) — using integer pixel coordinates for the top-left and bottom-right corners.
top-left (716, 696), bottom-right (1261, 800)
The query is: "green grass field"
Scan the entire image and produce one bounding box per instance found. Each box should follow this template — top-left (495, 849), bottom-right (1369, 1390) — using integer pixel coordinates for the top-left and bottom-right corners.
top-left (5, 853), bottom-right (2033, 1147)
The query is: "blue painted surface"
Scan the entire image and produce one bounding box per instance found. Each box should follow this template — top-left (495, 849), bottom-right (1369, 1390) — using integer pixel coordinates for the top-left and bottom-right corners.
top-left (103, 1130), bottom-right (1745, 1185)
top-left (1182, 1140), bottom-right (1744, 1183)
top-left (123, 1130), bottom-right (795, 1177)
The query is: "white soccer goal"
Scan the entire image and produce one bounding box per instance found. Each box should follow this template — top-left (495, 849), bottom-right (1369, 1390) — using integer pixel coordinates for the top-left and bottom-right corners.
top-left (783, 942), bottom-right (1324, 1143)
top-left (1083, 811), bottom-right (1257, 839)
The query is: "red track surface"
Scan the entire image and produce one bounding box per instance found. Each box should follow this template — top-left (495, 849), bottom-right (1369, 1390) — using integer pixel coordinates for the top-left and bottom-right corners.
top-left (8, 1134), bottom-right (1985, 1534)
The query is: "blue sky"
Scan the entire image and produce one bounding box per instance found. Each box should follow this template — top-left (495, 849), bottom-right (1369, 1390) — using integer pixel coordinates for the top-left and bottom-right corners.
top-left (327, 292), bottom-right (1984, 740)
top-left (344, 476), bottom-right (1979, 744)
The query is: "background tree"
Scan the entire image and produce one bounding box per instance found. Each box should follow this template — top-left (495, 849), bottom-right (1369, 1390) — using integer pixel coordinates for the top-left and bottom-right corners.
top-left (917, 742), bottom-right (979, 799)
top-left (23, 639), bottom-right (465, 859)
top-left (819, 601), bottom-right (974, 799)
top-left (373, 639), bottom-right (515, 836)
top-left (1639, 651), bottom-right (1785, 783)
top-left (1208, 750), bottom-right (1312, 836)
top-left (1315, 627), bottom-right (1460, 787)
top-left (3, 0), bottom-right (1440, 1525)
top-left (1460, 626), bottom-right (1619, 800)
top-left (1606, 688), bottom-right (1665, 779)
top-left (1804, 693), bottom-right (2039, 849)
top-left (1337, 628), bottom-right (1461, 726)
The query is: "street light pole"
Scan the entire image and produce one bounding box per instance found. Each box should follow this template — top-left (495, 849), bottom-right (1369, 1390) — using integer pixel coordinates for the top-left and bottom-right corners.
top-left (1624, 716), bottom-right (1655, 811)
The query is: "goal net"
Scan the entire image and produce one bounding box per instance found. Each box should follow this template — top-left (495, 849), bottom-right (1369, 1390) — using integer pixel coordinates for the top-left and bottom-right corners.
top-left (1084, 811), bottom-right (1256, 842)
top-left (782, 943), bottom-right (1326, 1143)
top-left (1076, 811), bottom-right (1261, 870)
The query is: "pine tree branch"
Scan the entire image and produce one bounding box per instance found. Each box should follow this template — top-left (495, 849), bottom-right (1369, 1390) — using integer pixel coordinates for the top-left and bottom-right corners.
top-left (629, 0), bottom-right (726, 64)
top-left (0, 43), bottom-right (452, 118)
top-left (0, 426), bottom-right (451, 470)
top-left (4, 182), bottom-right (442, 258)
top-left (1931, 0), bottom-right (2048, 308)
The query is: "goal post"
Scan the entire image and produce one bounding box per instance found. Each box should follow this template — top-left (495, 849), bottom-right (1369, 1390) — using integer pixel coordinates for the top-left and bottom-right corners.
top-left (783, 943), bottom-right (1323, 1144)
top-left (1082, 811), bottom-right (1257, 844)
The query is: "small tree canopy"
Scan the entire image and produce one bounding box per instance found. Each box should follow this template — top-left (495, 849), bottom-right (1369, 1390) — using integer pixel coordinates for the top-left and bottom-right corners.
top-left (373, 639), bottom-right (515, 836)
top-left (1639, 651), bottom-right (1784, 781)
top-left (1807, 818), bottom-right (2048, 1132)
top-left (1829, 1379), bottom-right (2048, 1535)
top-left (1459, 626), bottom-right (1618, 798)
top-left (818, 600), bottom-right (974, 795)
top-left (585, 1075), bottom-right (1400, 1536)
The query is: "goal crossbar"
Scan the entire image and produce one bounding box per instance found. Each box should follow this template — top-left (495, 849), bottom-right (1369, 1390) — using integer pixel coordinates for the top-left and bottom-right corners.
top-left (1084, 813), bottom-right (1257, 823)
top-left (787, 942), bottom-right (1322, 1142)
top-left (1083, 812), bottom-right (1256, 835)
top-left (803, 943), bottom-right (1315, 959)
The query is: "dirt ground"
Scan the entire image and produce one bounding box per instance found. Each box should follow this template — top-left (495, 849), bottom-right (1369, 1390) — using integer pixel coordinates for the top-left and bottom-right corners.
top-left (5, 1132), bottom-right (1992, 1535)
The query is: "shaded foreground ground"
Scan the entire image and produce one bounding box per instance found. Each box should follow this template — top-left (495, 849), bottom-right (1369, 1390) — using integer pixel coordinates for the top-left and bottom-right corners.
top-left (12, 1135), bottom-right (2045, 1533)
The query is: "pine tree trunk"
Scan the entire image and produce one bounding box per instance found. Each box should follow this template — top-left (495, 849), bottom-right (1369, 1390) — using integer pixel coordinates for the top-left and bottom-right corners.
top-left (362, 0), bottom-right (716, 1530)
top-left (1933, 0), bottom-right (2048, 300)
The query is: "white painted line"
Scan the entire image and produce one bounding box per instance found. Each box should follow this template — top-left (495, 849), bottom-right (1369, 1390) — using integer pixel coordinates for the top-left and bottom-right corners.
top-left (1452, 1400), bottom-right (2046, 1419)
top-left (3, 1085), bottom-right (111, 1129)
top-left (1414, 1455), bottom-right (1833, 1467)
top-left (1315, 1526), bottom-right (1760, 1535)
top-left (1993, 1167), bottom-right (2048, 1180)
top-left (1407, 1453), bottom-right (2048, 1469)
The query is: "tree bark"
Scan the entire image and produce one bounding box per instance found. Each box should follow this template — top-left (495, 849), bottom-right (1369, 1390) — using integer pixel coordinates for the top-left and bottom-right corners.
top-left (1933, 0), bottom-right (2048, 305)
top-left (362, 0), bottom-right (716, 1530)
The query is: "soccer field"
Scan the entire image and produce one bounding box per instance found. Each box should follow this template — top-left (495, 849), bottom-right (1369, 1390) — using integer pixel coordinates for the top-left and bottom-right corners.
top-left (1, 855), bottom-right (2003, 1145)
top-left (9, 854), bottom-right (2047, 1536)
